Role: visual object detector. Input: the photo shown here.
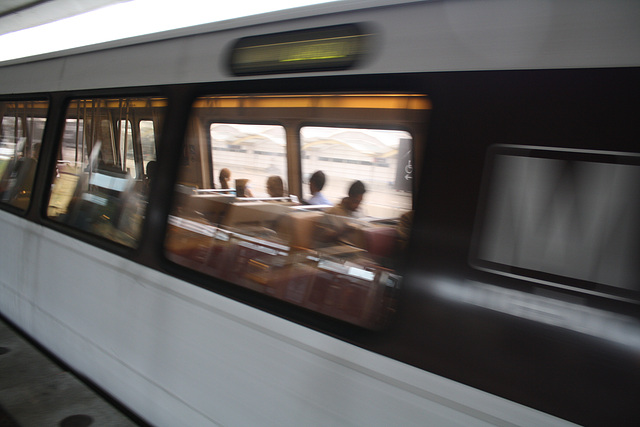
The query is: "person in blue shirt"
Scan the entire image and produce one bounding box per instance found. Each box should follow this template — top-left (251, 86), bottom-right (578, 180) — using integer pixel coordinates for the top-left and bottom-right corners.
top-left (308, 170), bottom-right (332, 205)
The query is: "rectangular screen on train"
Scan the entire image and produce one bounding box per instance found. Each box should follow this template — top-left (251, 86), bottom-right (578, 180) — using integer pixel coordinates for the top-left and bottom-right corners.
top-left (228, 24), bottom-right (371, 76)
top-left (471, 145), bottom-right (640, 299)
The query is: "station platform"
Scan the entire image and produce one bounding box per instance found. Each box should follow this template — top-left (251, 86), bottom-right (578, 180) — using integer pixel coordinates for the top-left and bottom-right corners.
top-left (0, 316), bottom-right (145, 426)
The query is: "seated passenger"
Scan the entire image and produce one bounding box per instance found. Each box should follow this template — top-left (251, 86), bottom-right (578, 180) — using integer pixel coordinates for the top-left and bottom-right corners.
top-left (307, 170), bottom-right (331, 205)
top-left (146, 160), bottom-right (157, 182)
top-left (235, 178), bottom-right (253, 197)
top-left (266, 175), bottom-right (285, 198)
top-left (315, 180), bottom-right (366, 247)
top-left (143, 160), bottom-right (157, 194)
top-left (219, 168), bottom-right (231, 189)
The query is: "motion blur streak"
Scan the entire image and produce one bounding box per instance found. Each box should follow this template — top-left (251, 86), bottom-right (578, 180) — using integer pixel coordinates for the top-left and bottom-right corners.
top-left (432, 279), bottom-right (640, 350)
top-left (474, 147), bottom-right (640, 292)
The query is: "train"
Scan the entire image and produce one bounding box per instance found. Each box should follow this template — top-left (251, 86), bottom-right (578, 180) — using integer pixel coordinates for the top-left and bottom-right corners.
top-left (1, 0), bottom-right (639, 425)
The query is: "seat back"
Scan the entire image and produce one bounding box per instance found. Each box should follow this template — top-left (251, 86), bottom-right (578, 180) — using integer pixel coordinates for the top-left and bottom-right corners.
top-left (279, 210), bottom-right (324, 249)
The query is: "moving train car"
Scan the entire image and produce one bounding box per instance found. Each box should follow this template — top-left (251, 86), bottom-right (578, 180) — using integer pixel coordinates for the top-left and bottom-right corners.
top-left (1, 0), bottom-right (639, 425)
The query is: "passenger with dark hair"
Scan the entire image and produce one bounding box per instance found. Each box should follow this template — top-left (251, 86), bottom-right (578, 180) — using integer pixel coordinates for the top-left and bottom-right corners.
top-left (219, 168), bottom-right (231, 189)
top-left (146, 160), bottom-right (157, 182)
top-left (308, 170), bottom-right (331, 205)
top-left (315, 180), bottom-right (367, 246)
top-left (266, 175), bottom-right (284, 198)
top-left (142, 160), bottom-right (157, 194)
top-left (346, 180), bottom-right (366, 204)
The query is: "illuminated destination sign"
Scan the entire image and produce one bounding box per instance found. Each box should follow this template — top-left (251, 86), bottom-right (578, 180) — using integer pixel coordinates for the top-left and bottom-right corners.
top-left (229, 24), bottom-right (371, 76)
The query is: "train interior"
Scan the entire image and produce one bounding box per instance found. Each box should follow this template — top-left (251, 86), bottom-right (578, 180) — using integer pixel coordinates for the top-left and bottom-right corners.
top-left (1, 93), bottom-right (432, 330)
top-left (0, 101), bottom-right (48, 210)
top-left (164, 94), bottom-right (430, 329)
top-left (46, 98), bottom-right (167, 247)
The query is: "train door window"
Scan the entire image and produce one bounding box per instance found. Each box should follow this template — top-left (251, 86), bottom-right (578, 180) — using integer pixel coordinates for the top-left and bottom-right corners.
top-left (301, 126), bottom-right (413, 218)
top-left (118, 119), bottom-right (135, 178)
top-left (165, 94), bottom-right (430, 329)
top-left (47, 97), bottom-right (167, 247)
top-left (0, 100), bottom-right (49, 210)
top-left (140, 120), bottom-right (157, 178)
top-left (118, 119), bottom-right (157, 179)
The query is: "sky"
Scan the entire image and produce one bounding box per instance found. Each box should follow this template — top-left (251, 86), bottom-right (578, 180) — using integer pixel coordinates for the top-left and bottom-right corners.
top-left (0, 0), bottom-right (337, 62)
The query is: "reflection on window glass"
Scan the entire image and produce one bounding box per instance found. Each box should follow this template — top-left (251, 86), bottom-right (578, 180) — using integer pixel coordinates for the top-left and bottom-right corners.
top-left (0, 100), bottom-right (48, 210)
top-left (301, 127), bottom-right (412, 218)
top-left (164, 94), bottom-right (429, 329)
top-left (47, 97), bottom-right (166, 247)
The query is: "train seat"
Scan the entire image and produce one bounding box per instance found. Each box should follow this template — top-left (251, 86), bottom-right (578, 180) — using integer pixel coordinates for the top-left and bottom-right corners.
top-left (181, 194), bottom-right (236, 224)
top-left (363, 226), bottom-right (398, 261)
top-left (277, 210), bottom-right (324, 249)
top-left (221, 201), bottom-right (290, 230)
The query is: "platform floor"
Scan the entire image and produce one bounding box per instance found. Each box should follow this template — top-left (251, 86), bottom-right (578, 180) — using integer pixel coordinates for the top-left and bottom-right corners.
top-left (0, 316), bottom-right (144, 426)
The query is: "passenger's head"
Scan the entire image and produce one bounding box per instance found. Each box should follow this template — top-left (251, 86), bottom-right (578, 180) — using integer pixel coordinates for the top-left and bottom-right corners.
top-left (146, 160), bottom-right (157, 181)
top-left (219, 168), bottom-right (231, 189)
top-left (345, 180), bottom-right (366, 212)
top-left (309, 170), bottom-right (326, 194)
top-left (266, 175), bottom-right (284, 197)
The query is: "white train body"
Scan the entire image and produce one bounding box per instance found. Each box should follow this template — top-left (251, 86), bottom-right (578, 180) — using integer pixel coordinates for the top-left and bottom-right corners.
top-left (1, 1), bottom-right (639, 425)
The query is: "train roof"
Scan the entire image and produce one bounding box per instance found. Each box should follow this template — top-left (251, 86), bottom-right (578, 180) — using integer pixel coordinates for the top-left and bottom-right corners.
top-left (0, 0), bottom-right (639, 94)
top-left (0, 0), bottom-right (419, 67)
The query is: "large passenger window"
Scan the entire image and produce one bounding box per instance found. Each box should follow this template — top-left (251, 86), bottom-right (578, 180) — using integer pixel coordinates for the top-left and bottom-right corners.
top-left (0, 100), bottom-right (48, 210)
top-left (47, 97), bottom-right (166, 247)
top-left (165, 94), bottom-right (430, 329)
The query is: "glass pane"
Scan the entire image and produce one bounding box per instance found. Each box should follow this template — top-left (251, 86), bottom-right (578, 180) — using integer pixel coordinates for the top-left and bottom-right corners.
top-left (210, 123), bottom-right (287, 197)
top-left (119, 119), bottom-right (135, 178)
top-left (47, 97), bottom-right (166, 247)
top-left (301, 126), bottom-right (413, 218)
top-left (0, 100), bottom-right (49, 210)
top-left (140, 120), bottom-right (157, 178)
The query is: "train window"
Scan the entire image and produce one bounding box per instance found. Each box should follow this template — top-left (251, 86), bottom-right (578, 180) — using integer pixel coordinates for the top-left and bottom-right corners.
top-left (47, 97), bottom-right (167, 247)
top-left (165, 94), bottom-right (430, 329)
top-left (301, 126), bottom-right (413, 218)
top-left (119, 119), bottom-right (158, 179)
top-left (118, 119), bottom-right (135, 178)
top-left (210, 123), bottom-right (287, 196)
top-left (140, 120), bottom-right (157, 178)
top-left (472, 145), bottom-right (640, 299)
top-left (0, 100), bottom-right (48, 210)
